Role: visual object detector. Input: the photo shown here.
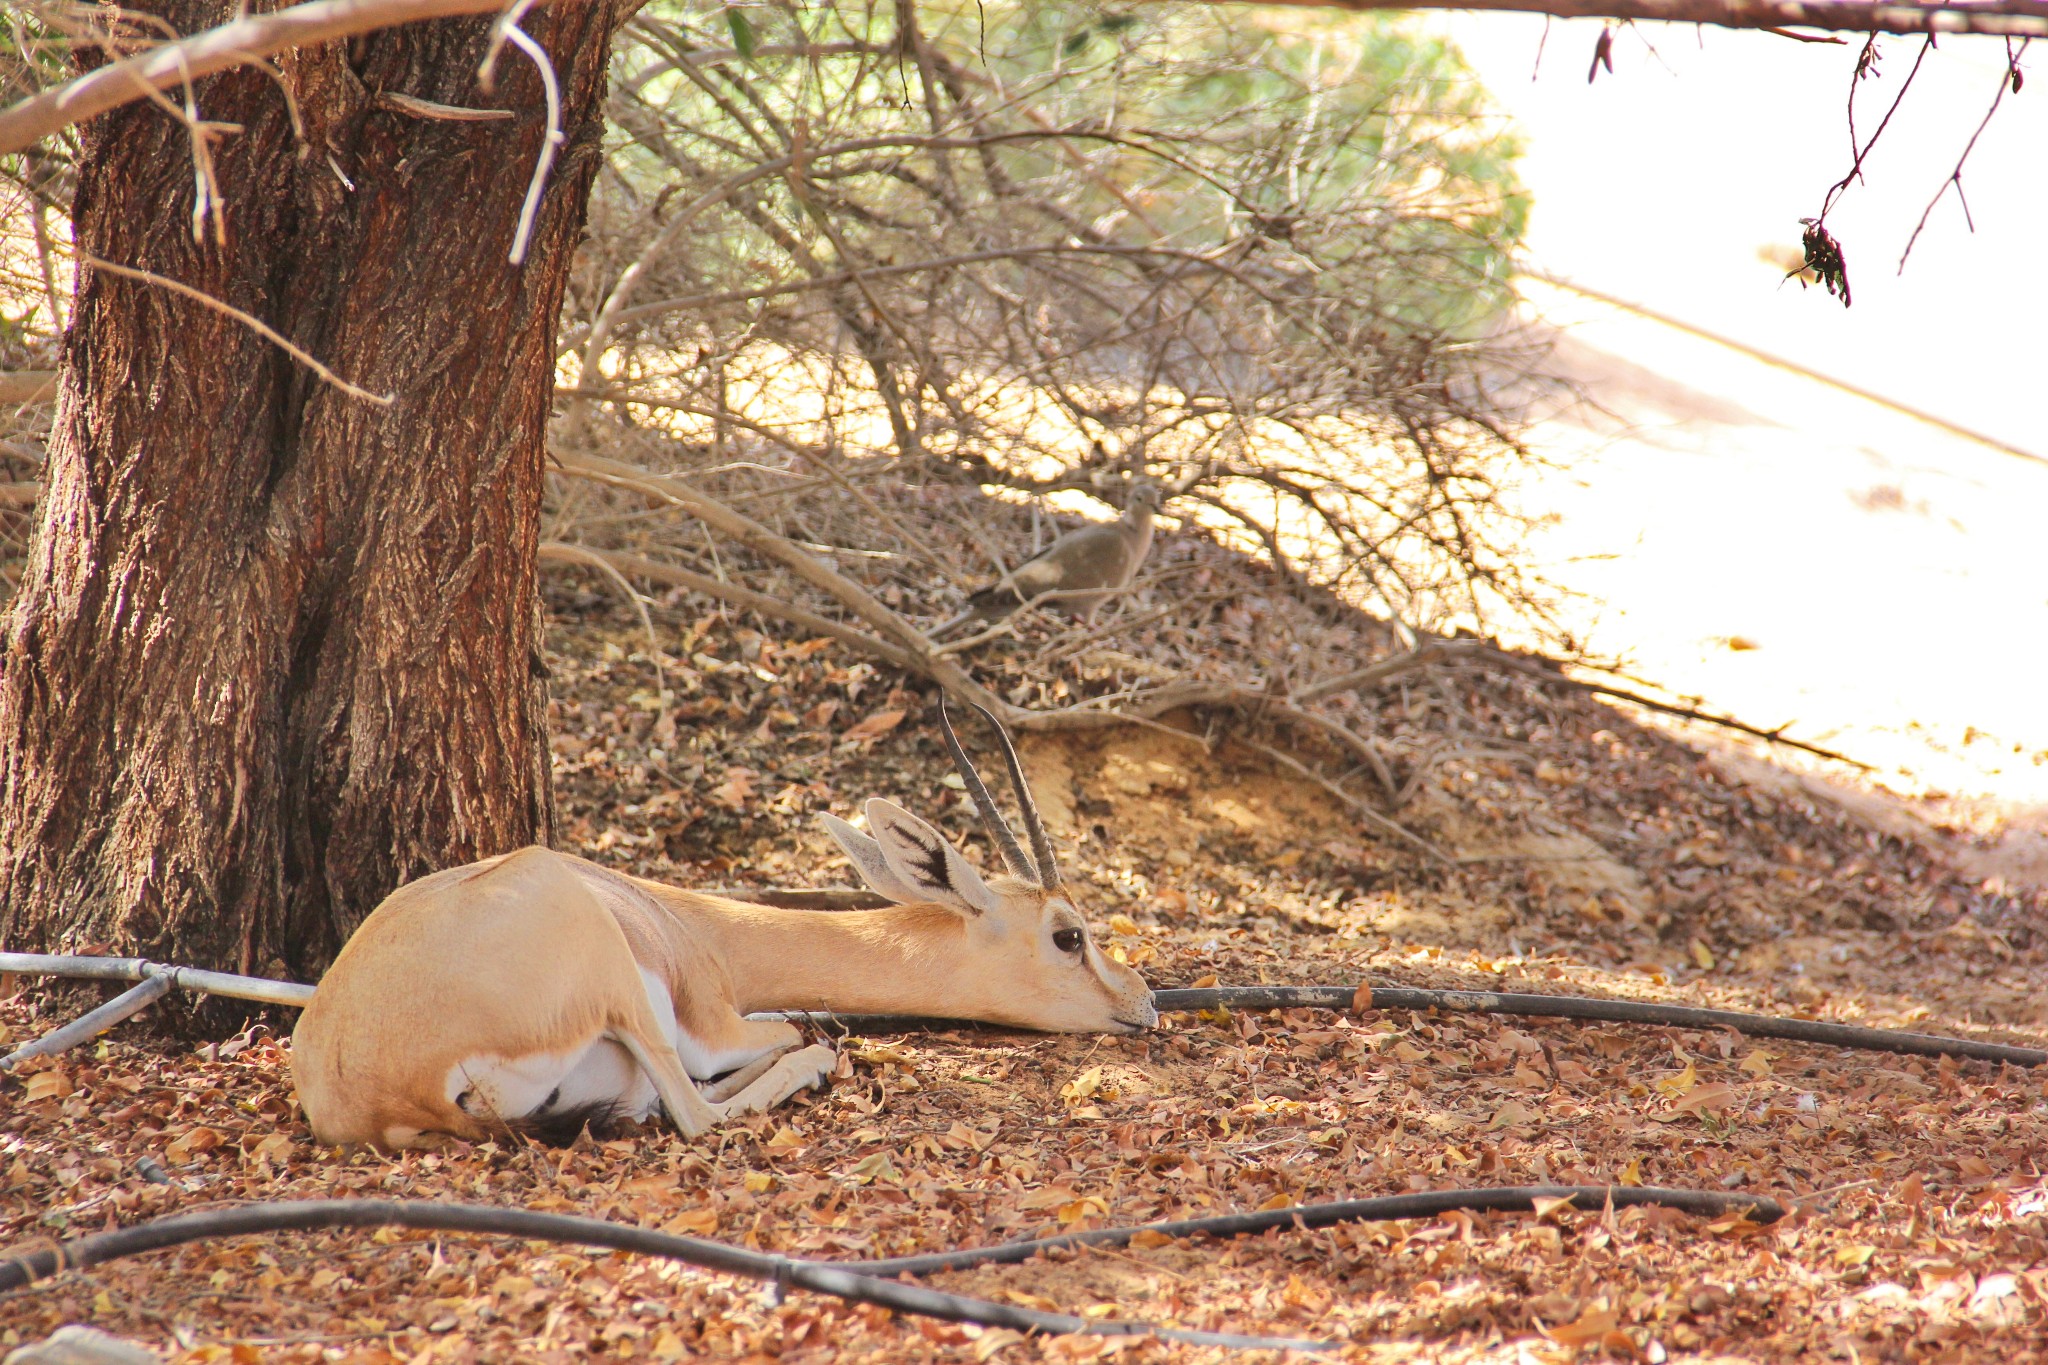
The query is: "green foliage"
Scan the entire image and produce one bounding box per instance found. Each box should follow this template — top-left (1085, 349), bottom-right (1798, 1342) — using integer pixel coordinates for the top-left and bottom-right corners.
top-left (615, 3), bottom-right (1524, 334)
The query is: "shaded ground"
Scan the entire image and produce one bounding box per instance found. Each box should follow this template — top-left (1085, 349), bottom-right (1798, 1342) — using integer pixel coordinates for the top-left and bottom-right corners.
top-left (6, 564), bottom-right (2047, 1361)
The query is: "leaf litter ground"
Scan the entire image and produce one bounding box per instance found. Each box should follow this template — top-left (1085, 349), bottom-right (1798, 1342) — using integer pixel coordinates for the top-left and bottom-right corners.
top-left (6, 566), bottom-right (2048, 1364)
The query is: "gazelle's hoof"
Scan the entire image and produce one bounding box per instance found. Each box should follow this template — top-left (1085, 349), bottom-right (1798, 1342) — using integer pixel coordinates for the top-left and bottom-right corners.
top-left (789, 1043), bottom-right (837, 1090)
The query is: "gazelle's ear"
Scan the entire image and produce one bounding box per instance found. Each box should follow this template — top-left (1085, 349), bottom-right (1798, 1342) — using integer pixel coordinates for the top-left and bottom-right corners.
top-left (863, 798), bottom-right (1001, 916)
top-left (818, 812), bottom-right (923, 904)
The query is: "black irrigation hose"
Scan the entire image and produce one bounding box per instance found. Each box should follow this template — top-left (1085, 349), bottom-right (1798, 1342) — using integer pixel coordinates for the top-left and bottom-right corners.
top-left (0, 1200), bottom-right (1322, 1352)
top-left (0, 1189), bottom-right (1779, 1350)
top-left (854, 1184), bottom-right (1782, 1277)
top-left (777, 985), bottom-right (2048, 1069)
top-left (1210, 986), bottom-right (2048, 1069)
top-left (7, 956), bottom-right (2040, 1070)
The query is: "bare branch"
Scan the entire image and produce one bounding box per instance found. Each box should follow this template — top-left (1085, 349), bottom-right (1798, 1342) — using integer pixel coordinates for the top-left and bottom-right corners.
top-left (549, 450), bottom-right (1009, 716)
top-left (1150, 0), bottom-right (2048, 39)
top-left (538, 541), bottom-right (920, 670)
top-left (0, 0), bottom-right (526, 154)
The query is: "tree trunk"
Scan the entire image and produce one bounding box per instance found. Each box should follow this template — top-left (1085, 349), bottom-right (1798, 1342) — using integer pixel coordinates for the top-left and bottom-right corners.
top-left (0, 1), bottom-right (629, 991)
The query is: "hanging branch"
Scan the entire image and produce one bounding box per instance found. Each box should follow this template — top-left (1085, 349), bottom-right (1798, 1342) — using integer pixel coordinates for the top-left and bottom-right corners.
top-left (1183, 0), bottom-right (2048, 38)
top-left (1897, 37), bottom-right (2032, 270)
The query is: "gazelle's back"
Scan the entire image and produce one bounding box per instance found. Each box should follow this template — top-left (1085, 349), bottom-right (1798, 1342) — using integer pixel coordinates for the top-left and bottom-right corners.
top-left (291, 848), bottom-right (650, 1146)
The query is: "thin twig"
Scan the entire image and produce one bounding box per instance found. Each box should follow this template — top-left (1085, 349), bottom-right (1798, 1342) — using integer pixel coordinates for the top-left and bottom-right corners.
top-left (1295, 639), bottom-right (1479, 704)
top-left (1898, 38), bottom-right (2029, 271)
top-left (0, 371), bottom-right (57, 404)
top-left (565, 387), bottom-right (970, 589)
top-left (374, 91), bottom-right (514, 121)
top-left (1481, 653), bottom-right (1872, 768)
top-left (1818, 35), bottom-right (1936, 222)
top-left (78, 251), bottom-right (392, 407)
top-left (1140, 0), bottom-right (2048, 38)
top-left (1236, 735), bottom-right (1454, 864)
top-left (537, 541), bottom-right (919, 669)
top-left (493, 12), bottom-right (564, 267)
top-left (536, 541), bottom-right (661, 656)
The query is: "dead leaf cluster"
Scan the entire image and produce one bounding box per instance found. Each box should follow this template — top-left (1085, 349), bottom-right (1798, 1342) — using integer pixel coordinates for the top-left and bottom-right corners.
top-left (5, 563), bottom-right (2048, 1363)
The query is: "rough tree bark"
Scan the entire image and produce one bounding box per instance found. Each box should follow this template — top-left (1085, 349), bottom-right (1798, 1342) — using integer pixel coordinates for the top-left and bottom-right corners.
top-left (0, 1), bottom-right (632, 988)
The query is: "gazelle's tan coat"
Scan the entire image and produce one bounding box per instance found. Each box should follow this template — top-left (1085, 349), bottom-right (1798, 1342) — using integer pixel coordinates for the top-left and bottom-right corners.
top-left (292, 705), bottom-right (1154, 1148)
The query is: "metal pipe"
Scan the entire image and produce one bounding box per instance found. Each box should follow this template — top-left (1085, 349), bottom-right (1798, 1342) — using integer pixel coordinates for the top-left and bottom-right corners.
top-left (0, 953), bottom-right (316, 1008)
top-left (0, 973), bottom-right (174, 1071)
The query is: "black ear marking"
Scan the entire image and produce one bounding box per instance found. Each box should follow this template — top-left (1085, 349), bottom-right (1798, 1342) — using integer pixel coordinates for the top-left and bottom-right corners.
top-left (902, 824), bottom-right (953, 892)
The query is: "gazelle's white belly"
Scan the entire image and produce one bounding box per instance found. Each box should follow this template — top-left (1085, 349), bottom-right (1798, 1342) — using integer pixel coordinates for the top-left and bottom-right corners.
top-left (442, 967), bottom-right (679, 1123)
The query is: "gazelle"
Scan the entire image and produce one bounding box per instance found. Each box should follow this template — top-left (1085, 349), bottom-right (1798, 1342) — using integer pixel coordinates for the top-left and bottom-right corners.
top-left (291, 702), bottom-right (1155, 1148)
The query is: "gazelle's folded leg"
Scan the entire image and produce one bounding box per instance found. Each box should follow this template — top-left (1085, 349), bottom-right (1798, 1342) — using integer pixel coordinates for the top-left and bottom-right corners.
top-left (702, 1047), bottom-right (799, 1103)
top-left (706, 1044), bottom-right (838, 1118)
top-left (608, 1025), bottom-right (723, 1138)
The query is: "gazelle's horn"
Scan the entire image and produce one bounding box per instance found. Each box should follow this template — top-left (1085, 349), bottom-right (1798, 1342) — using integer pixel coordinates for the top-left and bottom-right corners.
top-left (938, 696), bottom-right (1037, 884)
top-left (961, 698), bottom-right (1060, 891)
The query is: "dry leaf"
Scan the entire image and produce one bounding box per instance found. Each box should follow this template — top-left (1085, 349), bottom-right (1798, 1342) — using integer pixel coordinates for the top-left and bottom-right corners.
top-left (24, 1070), bottom-right (72, 1103)
top-left (1490, 1099), bottom-right (1535, 1130)
top-left (662, 1207), bottom-right (719, 1236)
top-left (841, 708), bottom-right (907, 743)
top-left (1663, 1082), bottom-right (1738, 1117)
top-left (164, 1125), bottom-right (224, 1164)
top-left (1653, 1062), bottom-right (1697, 1096)
top-left (844, 1152), bottom-right (899, 1184)
top-left (972, 1328), bottom-right (1029, 1360)
top-left (710, 767), bottom-right (757, 808)
top-left (249, 1132), bottom-right (294, 1165)
top-left (1060, 1066), bottom-right (1104, 1104)
top-left (1542, 1303), bottom-right (1618, 1346)
top-left (1056, 1196), bottom-right (1107, 1224)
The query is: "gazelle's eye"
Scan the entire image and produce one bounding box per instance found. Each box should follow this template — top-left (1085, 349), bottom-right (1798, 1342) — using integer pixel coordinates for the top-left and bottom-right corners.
top-left (1052, 927), bottom-right (1084, 954)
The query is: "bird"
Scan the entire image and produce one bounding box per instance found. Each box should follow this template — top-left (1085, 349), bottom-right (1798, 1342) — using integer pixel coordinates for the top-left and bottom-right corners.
top-left (933, 482), bottom-right (1162, 638)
